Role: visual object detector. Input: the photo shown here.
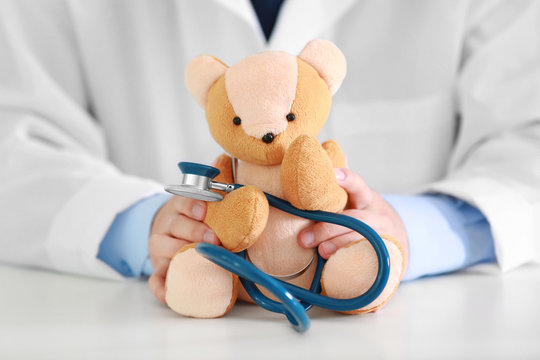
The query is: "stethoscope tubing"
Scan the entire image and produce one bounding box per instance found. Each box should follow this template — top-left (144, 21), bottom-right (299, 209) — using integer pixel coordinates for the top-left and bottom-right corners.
top-left (195, 185), bottom-right (391, 333)
top-left (195, 243), bottom-right (311, 332)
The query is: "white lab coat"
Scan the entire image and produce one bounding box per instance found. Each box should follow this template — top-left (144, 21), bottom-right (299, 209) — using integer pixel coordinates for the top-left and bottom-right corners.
top-left (0, 0), bottom-right (539, 279)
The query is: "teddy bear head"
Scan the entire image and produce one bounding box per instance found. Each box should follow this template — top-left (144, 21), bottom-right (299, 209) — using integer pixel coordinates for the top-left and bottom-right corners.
top-left (185, 39), bottom-right (346, 165)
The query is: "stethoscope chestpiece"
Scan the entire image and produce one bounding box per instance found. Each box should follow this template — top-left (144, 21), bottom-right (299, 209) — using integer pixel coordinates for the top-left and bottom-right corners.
top-left (165, 162), bottom-right (237, 202)
top-left (178, 162), bottom-right (220, 179)
top-left (165, 162), bottom-right (224, 201)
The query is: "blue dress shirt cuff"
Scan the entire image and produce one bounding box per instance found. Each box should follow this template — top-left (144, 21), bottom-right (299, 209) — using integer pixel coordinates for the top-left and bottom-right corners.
top-left (383, 194), bottom-right (496, 281)
top-left (98, 193), bottom-right (171, 277)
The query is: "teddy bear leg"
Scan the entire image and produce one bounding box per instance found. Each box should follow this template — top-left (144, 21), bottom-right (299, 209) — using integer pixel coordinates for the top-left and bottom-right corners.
top-left (320, 236), bottom-right (405, 314)
top-left (205, 185), bottom-right (269, 252)
top-left (165, 244), bottom-right (238, 318)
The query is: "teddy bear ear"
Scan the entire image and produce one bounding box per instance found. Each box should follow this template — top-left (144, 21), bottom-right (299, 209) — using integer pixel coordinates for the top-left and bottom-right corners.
top-left (298, 39), bottom-right (347, 96)
top-left (185, 55), bottom-right (228, 108)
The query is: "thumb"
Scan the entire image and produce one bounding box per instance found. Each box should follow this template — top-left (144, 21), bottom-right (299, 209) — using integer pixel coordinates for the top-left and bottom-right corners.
top-left (334, 168), bottom-right (373, 209)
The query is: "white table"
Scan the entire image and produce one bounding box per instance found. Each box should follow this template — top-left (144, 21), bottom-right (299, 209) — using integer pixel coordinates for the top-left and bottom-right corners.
top-left (1, 262), bottom-right (539, 359)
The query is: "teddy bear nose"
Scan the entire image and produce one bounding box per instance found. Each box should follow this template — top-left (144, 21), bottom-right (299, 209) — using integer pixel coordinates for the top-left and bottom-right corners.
top-left (262, 133), bottom-right (275, 144)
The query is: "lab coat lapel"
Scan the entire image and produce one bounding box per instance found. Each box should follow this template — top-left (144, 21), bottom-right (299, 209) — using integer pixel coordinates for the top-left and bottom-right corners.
top-left (212, 0), bottom-right (266, 45)
top-left (267, 0), bottom-right (359, 52)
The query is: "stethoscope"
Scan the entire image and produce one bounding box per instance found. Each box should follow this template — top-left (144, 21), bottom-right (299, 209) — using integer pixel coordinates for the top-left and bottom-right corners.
top-left (165, 162), bottom-right (390, 333)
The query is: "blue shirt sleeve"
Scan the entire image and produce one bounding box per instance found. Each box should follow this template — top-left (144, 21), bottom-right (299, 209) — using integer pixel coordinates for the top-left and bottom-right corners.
top-left (97, 193), bottom-right (171, 277)
top-left (98, 192), bottom-right (495, 280)
top-left (383, 194), bottom-right (496, 281)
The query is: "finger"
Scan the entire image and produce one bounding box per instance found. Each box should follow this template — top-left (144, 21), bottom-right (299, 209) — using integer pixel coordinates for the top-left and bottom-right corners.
top-left (149, 274), bottom-right (166, 304)
top-left (298, 221), bottom-right (351, 248)
top-left (169, 214), bottom-right (219, 244)
top-left (317, 232), bottom-right (366, 259)
top-left (334, 168), bottom-right (373, 209)
top-left (149, 255), bottom-right (169, 273)
top-left (152, 256), bottom-right (171, 276)
top-left (148, 259), bottom-right (170, 304)
top-left (298, 208), bottom-right (376, 248)
top-left (170, 196), bottom-right (207, 220)
top-left (149, 234), bottom-right (192, 259)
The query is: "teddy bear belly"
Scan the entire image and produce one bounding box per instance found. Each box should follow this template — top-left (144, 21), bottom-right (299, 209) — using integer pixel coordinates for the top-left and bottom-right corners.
top-left (245, 207), bottom-right (315, 282)
top-left (236, 161), bottom-right (318, 290)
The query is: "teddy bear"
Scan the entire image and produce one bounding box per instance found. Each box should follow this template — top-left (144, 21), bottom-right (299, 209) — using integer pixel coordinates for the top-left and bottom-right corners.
top-left (164, 39), bottom-right (405, 318)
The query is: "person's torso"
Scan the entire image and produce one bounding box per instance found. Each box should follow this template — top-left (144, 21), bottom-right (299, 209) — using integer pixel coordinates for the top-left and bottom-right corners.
top-left (69, 0), bottom-right (467, 193)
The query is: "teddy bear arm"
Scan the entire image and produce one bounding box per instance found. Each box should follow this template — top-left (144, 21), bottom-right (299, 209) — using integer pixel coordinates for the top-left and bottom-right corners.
top-left (212, 153), bottom-right (234, 184)
top-left (204, 154), bottom-right (269, 252)
top-left (205, 186), bottom-right (269, 252)
top-left (281, 135), bottom-right (347, 212)
top-left (322, 140), bottom-right (346, 168)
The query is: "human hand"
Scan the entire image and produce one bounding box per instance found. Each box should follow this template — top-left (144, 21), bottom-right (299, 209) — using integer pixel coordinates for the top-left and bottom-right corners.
top-left (148, 196), bottom-right (220, 304)
top-left (298, 168), bottom-right (409, 269)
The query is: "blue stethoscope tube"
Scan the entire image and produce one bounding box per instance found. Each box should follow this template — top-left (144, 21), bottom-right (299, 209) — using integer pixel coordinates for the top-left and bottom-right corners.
top-left (168, 162), bottom-right (391, 333)
top-left (195, 185), bottom-right (391, 333)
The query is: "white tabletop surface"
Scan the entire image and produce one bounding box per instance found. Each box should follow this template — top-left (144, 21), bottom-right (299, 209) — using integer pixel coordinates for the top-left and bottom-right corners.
top-left (1, 262), bottom-right (539, 360)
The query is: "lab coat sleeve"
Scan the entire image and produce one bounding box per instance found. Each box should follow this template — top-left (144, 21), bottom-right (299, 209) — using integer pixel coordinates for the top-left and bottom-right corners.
top-left (0, 0), bottom-right (163, 279)
top-left (427, 0), bottom-right (540, 271)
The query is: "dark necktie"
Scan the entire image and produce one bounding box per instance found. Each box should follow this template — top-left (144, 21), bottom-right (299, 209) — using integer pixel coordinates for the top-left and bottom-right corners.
top-left (250, 0), bottom-right (285, 41)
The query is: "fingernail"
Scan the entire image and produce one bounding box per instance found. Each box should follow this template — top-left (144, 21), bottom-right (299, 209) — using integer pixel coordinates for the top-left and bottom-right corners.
top-left (192, 202), bottom-right (205, 220)
top-left (203, 230), bottom-right (215, 243)
top-left (334, 168), bottom-right (346, 182)
top-left (321, 242), bottom-right (337, 255)
top-left (300, 231), bottom-right (314, 247)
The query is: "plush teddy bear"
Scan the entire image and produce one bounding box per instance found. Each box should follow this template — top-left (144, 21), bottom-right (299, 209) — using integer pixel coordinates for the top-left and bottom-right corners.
top-left (165, 39), bottom-right (405, 318)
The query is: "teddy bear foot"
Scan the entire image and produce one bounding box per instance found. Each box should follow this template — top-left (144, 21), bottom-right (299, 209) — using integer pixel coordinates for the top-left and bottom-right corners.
top-left (320, 236), bottom-right (405, 314)
top-left (165, 244), bottom-right (238, 318)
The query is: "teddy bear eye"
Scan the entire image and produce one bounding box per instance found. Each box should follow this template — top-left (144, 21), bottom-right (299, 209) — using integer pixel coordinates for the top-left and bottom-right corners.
top-left (233, 117), bottom-right (241, 125)
top-left (286, 113), bottom-right (295, 122)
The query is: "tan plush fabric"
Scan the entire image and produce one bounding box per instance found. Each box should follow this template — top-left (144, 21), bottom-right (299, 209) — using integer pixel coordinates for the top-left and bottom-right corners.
top-left (205, 56), bottom-right (334, 166)
top-left (211, 153), bottom-right (234, 184)
top-left (281, 135), bottom-right (347, 212)
top-left (225, 52), bottom-right (298, 139)
top-left (205, 185), bottom-right (269, 253)
top-left (298, 39), bottom-right (347, 96)
top-left (206, 153), bottom-right (271, 253)
top-left (320, 236), bottom-right (405, 314)
top-left (289, 58), bottom-right (332, 139)
top-left (185, 55), bottom-right (228, 107)
top-left (165, 244), bottom-right (238, 318)
top-left (206, 75), bottom-right (287, 165)
top-left (168, 40), bottom-right (402, 319)
top-left (322, 140), bottom-right (347, 168)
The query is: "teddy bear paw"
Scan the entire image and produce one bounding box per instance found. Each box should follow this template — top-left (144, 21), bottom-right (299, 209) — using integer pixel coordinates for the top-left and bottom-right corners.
top-left (281, 135), bottom-right (347, 212)
top-left (205, 185), bottom-right (269, 252)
